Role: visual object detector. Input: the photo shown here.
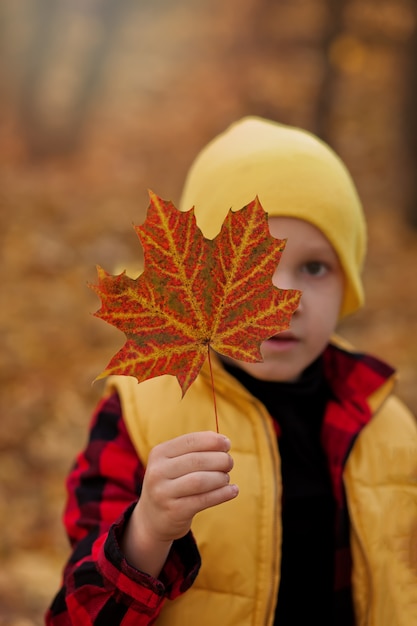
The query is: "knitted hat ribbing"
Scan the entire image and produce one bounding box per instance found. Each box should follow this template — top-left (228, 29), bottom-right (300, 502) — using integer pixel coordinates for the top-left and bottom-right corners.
top-left (179, 116), bottom-right (366, 318)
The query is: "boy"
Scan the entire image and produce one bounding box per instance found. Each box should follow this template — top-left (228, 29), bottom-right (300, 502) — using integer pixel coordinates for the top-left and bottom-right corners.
top-left (47, 118), bottom-right (417, 625)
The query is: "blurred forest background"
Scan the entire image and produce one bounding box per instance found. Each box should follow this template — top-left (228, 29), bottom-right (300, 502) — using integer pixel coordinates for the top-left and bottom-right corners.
top-left (1, 0), bottom-right (417, 623)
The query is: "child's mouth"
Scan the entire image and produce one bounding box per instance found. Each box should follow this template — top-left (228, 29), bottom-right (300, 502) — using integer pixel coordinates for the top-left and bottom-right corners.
top-left (265, 331), bottom-right (299, 351)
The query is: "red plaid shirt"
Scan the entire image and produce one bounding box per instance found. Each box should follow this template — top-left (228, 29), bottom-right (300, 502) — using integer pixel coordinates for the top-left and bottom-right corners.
top-left (46, 344), bottom-right (394, 625)
top-left (46, 393), bottom-right (201, 625)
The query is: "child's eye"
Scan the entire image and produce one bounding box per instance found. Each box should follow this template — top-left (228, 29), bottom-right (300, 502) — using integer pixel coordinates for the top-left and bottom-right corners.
top-left (302, 261), bottom-right (328, 276)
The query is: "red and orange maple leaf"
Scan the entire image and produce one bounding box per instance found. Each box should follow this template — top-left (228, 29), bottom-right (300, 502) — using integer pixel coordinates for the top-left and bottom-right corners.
top-left (91, 191), bottom-right (301, 396)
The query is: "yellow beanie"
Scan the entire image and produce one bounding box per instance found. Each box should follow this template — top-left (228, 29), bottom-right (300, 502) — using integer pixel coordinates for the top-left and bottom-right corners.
top-left (179, 116), bottom-right (366, 318)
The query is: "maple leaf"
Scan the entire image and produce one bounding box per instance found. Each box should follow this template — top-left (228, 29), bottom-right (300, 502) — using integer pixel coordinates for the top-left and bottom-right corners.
top-left (91, 191), bottom-right (301, 396)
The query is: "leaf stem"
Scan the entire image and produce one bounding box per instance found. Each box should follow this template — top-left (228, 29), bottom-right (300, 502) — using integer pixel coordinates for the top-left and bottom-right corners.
top-left (207, 347), bottom-right (219, 433)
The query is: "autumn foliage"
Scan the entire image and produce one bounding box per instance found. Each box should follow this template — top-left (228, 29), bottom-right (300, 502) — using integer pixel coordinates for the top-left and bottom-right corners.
top-left (91, 191), bottom-right (301, 395)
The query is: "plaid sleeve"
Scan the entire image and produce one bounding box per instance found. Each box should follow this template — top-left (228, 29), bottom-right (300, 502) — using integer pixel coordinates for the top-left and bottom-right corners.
top-left (46, 393), bottom-right (201, 626)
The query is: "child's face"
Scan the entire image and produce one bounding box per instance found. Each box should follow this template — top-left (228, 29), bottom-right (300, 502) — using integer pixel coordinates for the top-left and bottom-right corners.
top-left (226, 217), bottom-right (345, 382)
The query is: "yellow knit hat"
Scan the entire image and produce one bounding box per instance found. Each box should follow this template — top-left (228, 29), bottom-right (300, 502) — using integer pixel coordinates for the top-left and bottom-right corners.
top-left (179, 116), bottom-right (366, 318)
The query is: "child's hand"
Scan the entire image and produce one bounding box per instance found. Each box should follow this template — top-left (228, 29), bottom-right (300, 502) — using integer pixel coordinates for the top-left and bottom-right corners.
top-left (139, 431), bottom-right (237, 540)
top-left (121, 431), bottom-right (238, 577)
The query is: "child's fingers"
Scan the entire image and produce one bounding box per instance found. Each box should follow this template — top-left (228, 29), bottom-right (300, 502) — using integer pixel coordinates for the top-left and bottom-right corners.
top-left (162, 450), bottom-right (234, 480)
top-left (170, 469), bottom-right (231, 498)
top-left (156, 431), bottom-right (231, 459)
top-left (179, 482), bottom-right (239, 514)
top-left (140, 432), bottom-right (238, 541)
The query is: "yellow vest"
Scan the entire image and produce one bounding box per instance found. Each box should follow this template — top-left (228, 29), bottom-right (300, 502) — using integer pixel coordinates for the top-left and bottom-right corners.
top-left (106, 353), bottom-right (417, 626)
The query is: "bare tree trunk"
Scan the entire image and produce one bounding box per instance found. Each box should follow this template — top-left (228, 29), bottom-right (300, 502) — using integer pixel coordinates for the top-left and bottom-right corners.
top-left (18, 0), bottom-right (133, 159)
top-left (404, 1), bottom-right (417, 229)
top-left (314, 0), bottom-right (347, 142)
